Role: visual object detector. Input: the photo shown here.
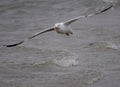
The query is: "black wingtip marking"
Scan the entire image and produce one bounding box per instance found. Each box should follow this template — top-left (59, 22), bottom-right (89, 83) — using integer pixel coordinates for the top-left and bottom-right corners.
top-left (3, 41), bottom-right (24, 47)
top-left (101, 4), bottom-right (113, 13)
top-left (95, 4), bottom-right (113, 15)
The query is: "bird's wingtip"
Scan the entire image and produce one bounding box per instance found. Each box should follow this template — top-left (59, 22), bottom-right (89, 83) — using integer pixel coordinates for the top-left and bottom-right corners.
top-left (2, 41), bottom-right (24, 47)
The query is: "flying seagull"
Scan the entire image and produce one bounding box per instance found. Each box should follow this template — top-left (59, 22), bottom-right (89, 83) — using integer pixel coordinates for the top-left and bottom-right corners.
top-left (3, 4), bottom-right (113, 47)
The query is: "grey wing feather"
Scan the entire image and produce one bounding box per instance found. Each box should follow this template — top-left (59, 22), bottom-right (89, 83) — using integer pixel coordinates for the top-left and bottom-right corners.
top-left (64, 4), bottom-right (113, 26)
top-left (3, 27), bottom-right (54, 47)
top-left (28, 27), bottom-right (54, 39)
top-left (64, 16), bottom-right (86, 26)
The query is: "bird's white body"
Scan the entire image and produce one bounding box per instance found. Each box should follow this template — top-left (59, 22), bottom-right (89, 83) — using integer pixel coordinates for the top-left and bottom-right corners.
top-left (54, 23), bottom-right (73, 36)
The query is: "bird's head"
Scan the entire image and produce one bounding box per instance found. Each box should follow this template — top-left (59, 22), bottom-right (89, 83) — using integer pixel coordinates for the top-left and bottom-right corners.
top-left (54, 23), bottom-right (61, 29)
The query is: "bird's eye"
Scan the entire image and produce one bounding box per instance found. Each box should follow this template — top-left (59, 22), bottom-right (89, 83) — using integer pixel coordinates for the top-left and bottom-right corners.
top-left (55, 27), bottom-right (59, 29)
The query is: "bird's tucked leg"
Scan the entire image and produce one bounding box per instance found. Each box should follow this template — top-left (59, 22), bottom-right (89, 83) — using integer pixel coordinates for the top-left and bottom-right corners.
top-left (66, 33), bottom-right (70, 36)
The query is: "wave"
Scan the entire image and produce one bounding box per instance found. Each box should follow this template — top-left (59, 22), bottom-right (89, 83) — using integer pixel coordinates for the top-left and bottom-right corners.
top-left (33, 49), bottom-right (79, 67)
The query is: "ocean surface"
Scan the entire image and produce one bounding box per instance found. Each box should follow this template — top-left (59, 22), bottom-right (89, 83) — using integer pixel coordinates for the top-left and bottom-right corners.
top-left (0, 0), bottom-right (120, 87)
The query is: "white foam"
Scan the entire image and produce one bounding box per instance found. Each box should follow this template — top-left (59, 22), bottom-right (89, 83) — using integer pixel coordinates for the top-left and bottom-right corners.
top-left (106, 42), bottom-right (118, 49)
top-left (32, 49), bottom-right (79, 67)
top-left (52, 50), bottom-right (79, 67)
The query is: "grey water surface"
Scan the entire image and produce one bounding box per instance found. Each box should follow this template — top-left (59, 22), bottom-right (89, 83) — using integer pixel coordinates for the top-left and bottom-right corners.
top-left (0, 0), bottom-right (120, 87)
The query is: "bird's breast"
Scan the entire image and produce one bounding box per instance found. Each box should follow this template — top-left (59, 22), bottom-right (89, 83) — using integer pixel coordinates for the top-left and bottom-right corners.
top-left (56, 26), bottom-right (70, 34)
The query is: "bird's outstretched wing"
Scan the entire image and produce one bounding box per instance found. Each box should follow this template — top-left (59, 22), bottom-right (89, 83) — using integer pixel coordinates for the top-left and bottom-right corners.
top-left (3, 27), bottom-right (54, 47)
top-left (64, 4), bottom-right (113, 26)
top-left (28, 27), bottom-right (54, 39)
